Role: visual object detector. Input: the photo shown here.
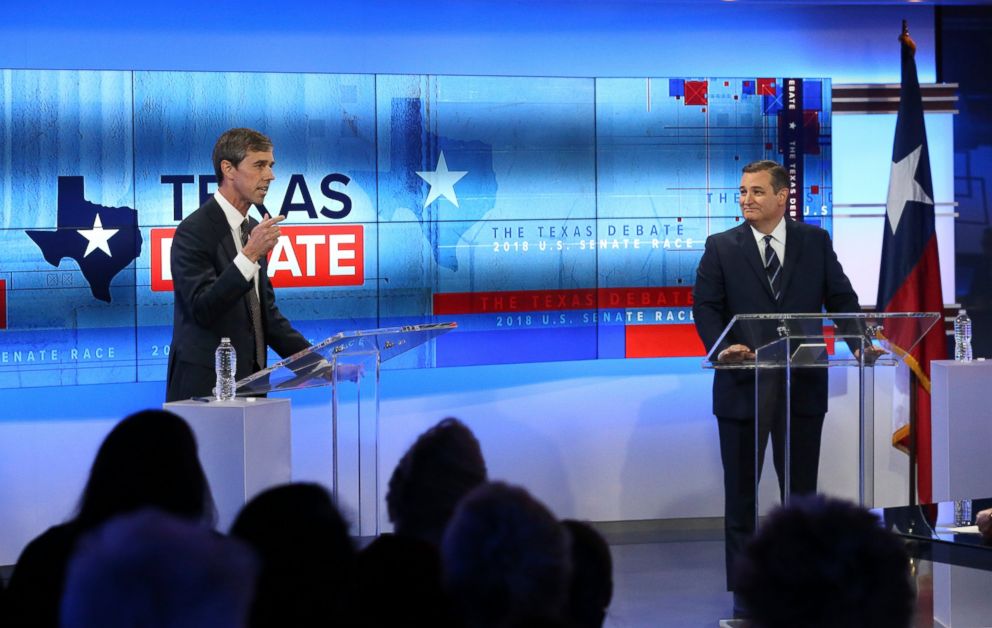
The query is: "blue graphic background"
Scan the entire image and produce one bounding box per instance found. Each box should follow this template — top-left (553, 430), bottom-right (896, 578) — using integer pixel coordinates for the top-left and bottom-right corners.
top-left (0, 70), bottom-right (831, 387)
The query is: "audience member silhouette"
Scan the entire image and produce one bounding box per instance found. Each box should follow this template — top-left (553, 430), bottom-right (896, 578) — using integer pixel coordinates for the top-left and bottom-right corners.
top-left (735, 494), bottom-right (914, 628)
top-left (355, 417), bottom-right (486, 627)
top-left (229, 482), bottom-right (356, 628)
top-left (60, 508), bottom-right (257, 628)
top-left (2, 409), bottom-right (215, 628)
top-left (354, 533), bottom-right (456, 628)
top-left (442, 481), bottom-right (571, 628)
top-left (561, 520), bottom-right (613, 628)
top-left (387, 417), bottom-right (489, 546)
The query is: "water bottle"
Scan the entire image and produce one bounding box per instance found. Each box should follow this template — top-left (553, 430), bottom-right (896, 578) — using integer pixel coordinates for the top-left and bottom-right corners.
top-left (954, 310), bottom-right (973, 362)
top-left (955, 498), bottom-right (973, 527)
top-left (214, 337), bottom-right (236, 401)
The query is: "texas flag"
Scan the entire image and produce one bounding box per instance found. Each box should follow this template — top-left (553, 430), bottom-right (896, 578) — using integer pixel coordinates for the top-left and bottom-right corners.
top-left (876, 24), bottom-right (946, 504)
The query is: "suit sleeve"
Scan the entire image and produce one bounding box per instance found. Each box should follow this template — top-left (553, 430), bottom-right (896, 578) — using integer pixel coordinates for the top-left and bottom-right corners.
top-left (692, 234), bottom-right (732, 354)
top-left (257, 267), bottom-right (310, 359)
top-left (819, 230), bottom-right (866, 347)
top-left (821, 231), bottom-right (861, 314)
top-left (171, 219), bottom-right (253, 329)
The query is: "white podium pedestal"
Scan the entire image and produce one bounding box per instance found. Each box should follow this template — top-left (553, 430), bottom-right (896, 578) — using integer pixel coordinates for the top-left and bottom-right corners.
top-left (164, 398), bottom-right (291, 531)
top-left (931, 360), bottom-right (992, 502)
top-left (930, 360), bottom-right (992, 627)
top-left (932, 562), bottom-right (992, 628)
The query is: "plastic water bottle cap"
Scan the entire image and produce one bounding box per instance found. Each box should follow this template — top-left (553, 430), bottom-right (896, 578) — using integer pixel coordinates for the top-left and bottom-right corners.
top-left (960, 310), bottom-right (967, 315)
top-left (221, 337), bottom-right (231, 342)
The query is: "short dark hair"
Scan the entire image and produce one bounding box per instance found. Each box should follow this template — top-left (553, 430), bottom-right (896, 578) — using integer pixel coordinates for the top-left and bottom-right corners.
top-left (212, 128), bottom-right (273, 183)
top-left (742, 160), bottom-right (789, 193)
top-left (736, 495), bottom-right (914, 628)
top-left (386, 417), bottom-right (487, 546)
top-left (441, 482), bottom-right (571, 628)
top-left (230, 482), bottom-right (356, 627)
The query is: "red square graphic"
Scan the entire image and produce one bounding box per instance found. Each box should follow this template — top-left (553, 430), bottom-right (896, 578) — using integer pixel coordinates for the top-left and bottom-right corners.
top-left (684, 81), bottom-right (708, 105)
top-left (757, 78), bottom-right (776, 95)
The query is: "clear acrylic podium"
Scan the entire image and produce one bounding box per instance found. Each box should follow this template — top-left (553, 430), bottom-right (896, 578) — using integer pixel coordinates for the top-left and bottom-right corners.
top-left (233, 322), bottom-right (457, 535)
top-left (703, 312), bottom-right (940, 516)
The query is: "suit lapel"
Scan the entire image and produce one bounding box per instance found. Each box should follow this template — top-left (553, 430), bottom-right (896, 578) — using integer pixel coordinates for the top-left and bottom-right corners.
top-left (780, 219), bottom-right (802, 300)
top-left (737, 224), bottom-right (776, 302)
top-left (206, 199), bottom-right (239, 262)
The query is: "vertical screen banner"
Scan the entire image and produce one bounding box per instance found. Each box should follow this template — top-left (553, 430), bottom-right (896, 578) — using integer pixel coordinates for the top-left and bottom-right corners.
top-left (782, 78), bottom-right (806, 222)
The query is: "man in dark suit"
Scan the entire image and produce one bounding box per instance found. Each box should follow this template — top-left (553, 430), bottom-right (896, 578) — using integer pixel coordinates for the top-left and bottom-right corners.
top-left (166, 128), bottom-right (310, 402)
top-left (692, 160), bottom-right (864, 617)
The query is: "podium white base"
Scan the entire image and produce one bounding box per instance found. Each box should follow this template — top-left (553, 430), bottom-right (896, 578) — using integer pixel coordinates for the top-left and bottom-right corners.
top-left (164, 398), bottom-right (291, 531)
top-left (931, 360), bottom-right (992, 502)
top-left (933, 562), bottom-right (992, 628)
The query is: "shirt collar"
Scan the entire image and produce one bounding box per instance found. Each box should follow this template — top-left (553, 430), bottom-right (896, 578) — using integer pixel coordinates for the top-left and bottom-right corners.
top-left (750, 217), bottom-right (787, 245)
top-left (214, 191), bottom-right (251, 232)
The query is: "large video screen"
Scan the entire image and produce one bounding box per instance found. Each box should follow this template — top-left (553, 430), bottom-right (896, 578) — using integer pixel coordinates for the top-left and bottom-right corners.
top-left (0, 70), bottom-right (831, 388)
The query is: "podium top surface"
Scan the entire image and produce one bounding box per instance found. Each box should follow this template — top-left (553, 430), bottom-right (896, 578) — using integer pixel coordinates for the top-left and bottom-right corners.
top-left (234, 322), bottom-right (456, 396)
top-left (165, 398), bottom-right (288, 409)
top-left (873, 498), bottom-right (992, 571)
top-left (702, 312), bottom-right (941, 370)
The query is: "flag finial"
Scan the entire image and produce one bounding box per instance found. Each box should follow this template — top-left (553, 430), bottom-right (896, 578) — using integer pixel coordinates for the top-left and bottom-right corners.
top-left (900, 19), bottom-right (917, 55)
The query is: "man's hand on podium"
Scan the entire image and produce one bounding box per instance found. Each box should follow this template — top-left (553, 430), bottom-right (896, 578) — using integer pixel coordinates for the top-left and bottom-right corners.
top-left (315, 359), bottom-right (364, 383)
top-left (854, 345), bottom-right (888, 365)
top-left (977, 507), bottom-right (992, 540)
top-left (717, 344), bottom-right (755, 363)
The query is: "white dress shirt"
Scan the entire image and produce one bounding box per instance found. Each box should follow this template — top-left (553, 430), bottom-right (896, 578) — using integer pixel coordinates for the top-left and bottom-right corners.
top-left (750, 217), bottom-right (787, 270)
top-left (214, 192), bottom-right (261, 299)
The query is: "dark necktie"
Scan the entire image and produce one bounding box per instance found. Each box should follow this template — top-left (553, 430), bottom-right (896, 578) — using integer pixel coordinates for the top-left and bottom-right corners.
top-left (240, 219), bottom-right (267, 370)
top-left (763, 234), bottom-right (782, 301)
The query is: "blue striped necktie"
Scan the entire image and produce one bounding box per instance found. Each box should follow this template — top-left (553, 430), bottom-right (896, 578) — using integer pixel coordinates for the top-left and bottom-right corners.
top-left (763, 234), bottom-right (782, 301)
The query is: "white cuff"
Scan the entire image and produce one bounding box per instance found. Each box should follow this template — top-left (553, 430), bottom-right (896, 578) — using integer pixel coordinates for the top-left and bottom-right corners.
top-left (234, 252), bottom-right (260, 282)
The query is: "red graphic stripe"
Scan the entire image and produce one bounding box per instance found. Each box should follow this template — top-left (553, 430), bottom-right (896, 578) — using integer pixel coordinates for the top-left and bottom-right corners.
top-left (823, 325), bottom-right (836, 354)
top-left (625, 324), bottom-right (705, 358)
top-left (0, 279), bottom-right (6, 329)
top-left (433, 287), bottom-right (694, 315)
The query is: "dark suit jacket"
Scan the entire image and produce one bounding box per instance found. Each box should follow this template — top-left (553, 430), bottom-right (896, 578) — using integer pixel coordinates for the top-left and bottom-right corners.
top-left (692, 219), bottom-right (862, 418)
top-left (166, 197), bottom-right (309, 402)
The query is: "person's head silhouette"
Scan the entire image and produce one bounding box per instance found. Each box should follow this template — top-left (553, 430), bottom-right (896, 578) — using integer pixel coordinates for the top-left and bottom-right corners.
top-left (75, 409), bottom-right (215, 529)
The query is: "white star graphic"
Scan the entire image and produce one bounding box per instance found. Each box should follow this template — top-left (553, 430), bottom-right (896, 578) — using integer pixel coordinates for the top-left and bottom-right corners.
top-left (788, 122), bottom-right (797, 130)
top-left (78, 213), bottom-right (119, 257)
top-left (416, 152), bottom-right (468, 208)
top-left (885, 144), bottom-right (933, 234)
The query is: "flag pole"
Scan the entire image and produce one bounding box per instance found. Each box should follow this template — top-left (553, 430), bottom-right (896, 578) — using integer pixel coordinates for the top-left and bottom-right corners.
top-left (908, 369), bottom-right (918, 505)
